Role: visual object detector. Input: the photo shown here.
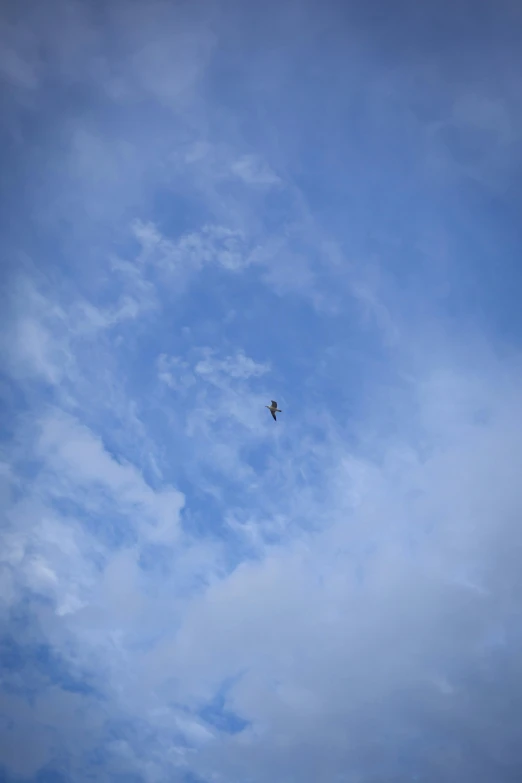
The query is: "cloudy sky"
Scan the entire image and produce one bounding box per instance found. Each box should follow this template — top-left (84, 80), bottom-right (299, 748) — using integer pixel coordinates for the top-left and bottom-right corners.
top-left (1, 0), bottom-right (522, 781)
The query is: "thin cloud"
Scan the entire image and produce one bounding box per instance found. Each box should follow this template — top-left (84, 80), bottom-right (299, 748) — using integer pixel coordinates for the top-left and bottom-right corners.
top-left (231, 155), bottom-right (282, 187)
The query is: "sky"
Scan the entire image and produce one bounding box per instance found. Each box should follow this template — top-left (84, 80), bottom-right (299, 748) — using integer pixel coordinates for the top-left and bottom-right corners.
top-left (1, 0), bottom-right (522, 781)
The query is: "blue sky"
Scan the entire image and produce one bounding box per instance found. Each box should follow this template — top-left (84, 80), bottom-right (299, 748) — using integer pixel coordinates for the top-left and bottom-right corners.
top-left (1, 0), bottom-right (522, 781)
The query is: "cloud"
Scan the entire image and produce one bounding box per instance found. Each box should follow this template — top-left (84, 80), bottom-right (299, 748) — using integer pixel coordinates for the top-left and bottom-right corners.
top-left (37, 412), bottom-right (184, 543)
top-left (157, 354), bottom-right (197, 393)
top-left (132, 220), bottom-right (252, 275)
top-left (2, 0), bottom-right (522, 781)
top-left (194, 349), bottom-right (270, 381)
top-left (1, 411), bottom-right (185, 633)
top-left (230, 155), bottom-right (281, 187)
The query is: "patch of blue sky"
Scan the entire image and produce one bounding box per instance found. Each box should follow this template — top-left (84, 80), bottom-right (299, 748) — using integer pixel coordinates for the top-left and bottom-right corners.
top-left (51, 497), bottom-right (139, 552)
top-left (199, 700), bottom-right (249, 736)
top-left (0, 634), bottom-right (100, 700)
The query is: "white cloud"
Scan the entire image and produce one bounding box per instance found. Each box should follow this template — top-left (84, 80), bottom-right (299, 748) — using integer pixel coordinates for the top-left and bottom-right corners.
top-left (195, 349), bottom-right (270, 382)
top-left (36, 412), bottom-right (184, 545)
top-left (157, 354), bottom-right (196, 392)
top-left (157, 348), bottom-right (269, 401)
top-left (9, 316), bottom-right (71, 384)
top-left (231, 155), bottom-right (281, 187)
top-left (132, 220), bottom-right (252, 275)
top-left (1, 271), bottom-right (155, 392)
top-left (155, 347), bottom-right (278, 494)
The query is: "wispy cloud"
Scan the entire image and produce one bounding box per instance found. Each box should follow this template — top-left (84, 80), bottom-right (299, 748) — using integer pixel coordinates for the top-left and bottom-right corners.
top-left (132, 220), bottom-right (252, 275)
top-left (230, 155), bottom-right (281, 187)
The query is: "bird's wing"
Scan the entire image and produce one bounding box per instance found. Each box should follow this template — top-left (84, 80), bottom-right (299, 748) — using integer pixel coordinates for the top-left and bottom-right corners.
top-left (271, 400), bottom-right (278, 408)
top-left (271, 409), bottom-right (277, 421)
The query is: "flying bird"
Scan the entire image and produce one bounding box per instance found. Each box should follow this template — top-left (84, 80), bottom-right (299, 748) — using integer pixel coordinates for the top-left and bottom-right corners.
top-left (266, 400), bottom-right (282, 421)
